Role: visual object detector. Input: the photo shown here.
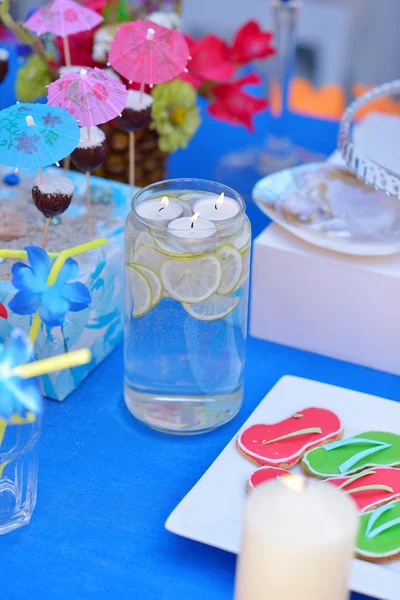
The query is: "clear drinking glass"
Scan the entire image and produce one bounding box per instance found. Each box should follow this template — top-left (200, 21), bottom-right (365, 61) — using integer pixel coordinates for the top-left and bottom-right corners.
top-left (0, 415), bottom-right (40, 535)
top-left (124, 179), bottom-right (251, 434)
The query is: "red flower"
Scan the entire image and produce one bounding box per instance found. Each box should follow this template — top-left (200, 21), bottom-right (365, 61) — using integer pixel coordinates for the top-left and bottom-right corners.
top-left (63, 8), bottom-right (78, 22)
top-left (208, 74), bottom-right (268, 131)
top-left (231, 20), bottom-right (276, 65)
top-left (93, 83), bottom-right (108, 100)
top-left (0, 303), bottom-right (8, 319)
top-left (181, 34), bottom-right (235, 88)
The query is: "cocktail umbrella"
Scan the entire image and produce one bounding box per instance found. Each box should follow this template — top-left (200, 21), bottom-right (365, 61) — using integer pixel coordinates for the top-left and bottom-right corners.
top-left (108, 20), bottom-right (190, 188)
top-left (25, 0), bottom-right (103, 68)
top-left (0, 103), bottom-right (80, 246)
top-left (47, 67), bottom-right (128, 237)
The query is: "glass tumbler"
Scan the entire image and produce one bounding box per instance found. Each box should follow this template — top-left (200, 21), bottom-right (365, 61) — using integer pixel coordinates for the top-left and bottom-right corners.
top-left (124, 179), bottom-right (251, 434)
top-left (0, 414), bottom-right (40, 535)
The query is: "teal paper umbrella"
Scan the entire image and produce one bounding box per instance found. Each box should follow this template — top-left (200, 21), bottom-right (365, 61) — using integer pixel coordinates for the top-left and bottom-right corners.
top-left (0, 103), bottom-right (80, 178)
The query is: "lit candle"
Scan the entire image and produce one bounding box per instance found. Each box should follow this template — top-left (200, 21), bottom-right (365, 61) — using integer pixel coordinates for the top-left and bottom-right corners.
top-left (235, 476), bottom-right (358, 600)
top-left (136, 196), bottom-right (183, 223)
top-left (167, 212), bottom-right (217, 252)
top-left (193, 192), bottom-right (240, 222)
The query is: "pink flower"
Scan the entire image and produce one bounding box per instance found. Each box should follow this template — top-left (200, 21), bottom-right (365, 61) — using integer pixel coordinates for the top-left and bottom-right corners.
top-left (63, 8), bottom-right (78, 22)
top-left (93, 83), bottom-right (108, 101)
top-left (208, 74), bottom-right (268, 132)
top-left (231, 21), bottom-right (276, 65)
top-left (181, 34), bottom-right (235, 88)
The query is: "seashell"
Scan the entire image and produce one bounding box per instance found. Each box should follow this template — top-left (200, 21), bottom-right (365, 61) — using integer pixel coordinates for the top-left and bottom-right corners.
top-left (0, 207), bottom-right (28, 241)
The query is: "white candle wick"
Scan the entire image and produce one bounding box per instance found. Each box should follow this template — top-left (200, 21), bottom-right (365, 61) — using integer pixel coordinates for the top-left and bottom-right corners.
top-left (215, 192), bottom-right (224, 210)
top-left (26, 116), bottom-right (35, 127)
top-left (147, 28), bottom-right (155, 40)
top-left (159, 196), bottom-right (169, 212)
top-left (190, 212), bottom-right (200, 229)
top-left (80, 69), bottom-right (88, 79)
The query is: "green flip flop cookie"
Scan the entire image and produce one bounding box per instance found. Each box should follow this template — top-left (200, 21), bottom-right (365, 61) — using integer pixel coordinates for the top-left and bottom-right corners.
top-left (356, 500), bottom-right (400, 562)
top-left (301, 431), bottom-right (400, 479)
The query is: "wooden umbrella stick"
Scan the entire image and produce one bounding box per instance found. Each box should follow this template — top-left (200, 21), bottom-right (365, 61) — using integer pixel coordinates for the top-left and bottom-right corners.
top-left (63, 36), bottom-right (72, 68)
top-left (63, 155), bottom-right (71, 173)
top-left (38, 167), bottom-right (44, 185)
top-left (87, 126), bottom-right (91, 142)
top-left (86, 172), bottom-right (92, 238)
top-left (139, 82), bottom-right (145, 104)
top-left (129, 131), bottom-right (135, 190)
top-left (42, 217), bottom-right (50, 250)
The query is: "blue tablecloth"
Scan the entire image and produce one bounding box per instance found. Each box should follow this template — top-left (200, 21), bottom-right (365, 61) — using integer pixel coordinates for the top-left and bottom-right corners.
top-left (2, 101), bottom-right (394, 600)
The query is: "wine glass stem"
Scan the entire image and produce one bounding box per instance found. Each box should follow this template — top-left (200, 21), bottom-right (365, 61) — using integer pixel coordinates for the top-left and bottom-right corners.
top-left (267, 1), bottom-right (299, 154)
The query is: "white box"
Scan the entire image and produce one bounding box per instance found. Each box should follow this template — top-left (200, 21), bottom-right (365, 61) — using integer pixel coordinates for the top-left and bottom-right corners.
top-left (250, 223), bottom-right (400, 375)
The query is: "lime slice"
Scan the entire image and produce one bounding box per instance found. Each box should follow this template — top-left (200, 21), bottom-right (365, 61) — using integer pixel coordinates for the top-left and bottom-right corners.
top-left (150, 232), bottom-right (198, 258)
top-left (183, 294), bottom-right (240, 321)
top-left (233, 247), bottom-right (250, 292)
top-left (228, 216), bottom-right (251, 252)
top-left (133, 264), bottom-right (162, 307)
top-left (126, 265), bottom-right (152, 317)
top-left (134, 230), bottom-right (155, 252)
top-left (216, 244), bottom-right (243, 296)
top-left (133, 244), bottom-right (166, 275)
top-left (160, 255), bottom-right (222, 304)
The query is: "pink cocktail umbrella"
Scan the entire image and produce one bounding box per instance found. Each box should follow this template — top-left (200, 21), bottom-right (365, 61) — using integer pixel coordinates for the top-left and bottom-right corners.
top-left (25, 0), bottom-right (103, 67)
top-left (108, 20), bottom-right (190, 188)
top-left (48, 68), bottom-right (128, 237)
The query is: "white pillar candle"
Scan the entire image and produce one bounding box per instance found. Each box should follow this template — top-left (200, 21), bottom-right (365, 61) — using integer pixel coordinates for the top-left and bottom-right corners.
top-left (136, 196), bottom-right (183, 223)
top-left (193, 193), bottom-right (240, 222)
top-left (235, 476), bottom-right (358, 600)
top-left (167, 213), bottom-right (217, 252)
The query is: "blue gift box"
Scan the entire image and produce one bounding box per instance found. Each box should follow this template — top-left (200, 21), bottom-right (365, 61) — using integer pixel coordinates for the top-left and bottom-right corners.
top-left (0, 169), bottom-right (132, 401)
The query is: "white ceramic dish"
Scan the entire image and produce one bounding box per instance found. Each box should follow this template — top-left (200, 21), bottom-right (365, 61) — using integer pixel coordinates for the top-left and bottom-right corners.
top-left (166, 376), bottom-right (400, 600)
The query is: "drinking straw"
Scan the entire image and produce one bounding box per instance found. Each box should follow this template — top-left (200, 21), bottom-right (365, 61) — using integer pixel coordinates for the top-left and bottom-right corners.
top-left (13, 348), bottom-right (92, 379)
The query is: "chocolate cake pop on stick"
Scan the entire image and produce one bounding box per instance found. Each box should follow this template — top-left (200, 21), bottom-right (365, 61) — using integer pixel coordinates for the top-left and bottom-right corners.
top-left (116, 89), bottom-right (153, 189)
top-left (0, 49), bottom-right (9, 84)
top-left (71, 126), bottom-right (107, 238)
top-left (32, 173), bottom-right (74, 248)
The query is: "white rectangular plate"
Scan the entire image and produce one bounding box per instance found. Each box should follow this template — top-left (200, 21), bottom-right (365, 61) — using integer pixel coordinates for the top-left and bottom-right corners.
top-left (166, 376), bottom-right (400, 600)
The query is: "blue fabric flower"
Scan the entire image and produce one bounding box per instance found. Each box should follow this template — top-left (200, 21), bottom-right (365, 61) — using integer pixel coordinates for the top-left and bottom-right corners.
top-left (9, 246), bottom-right (91, 327)
top-left (0, 329), bottom-right (42, 419)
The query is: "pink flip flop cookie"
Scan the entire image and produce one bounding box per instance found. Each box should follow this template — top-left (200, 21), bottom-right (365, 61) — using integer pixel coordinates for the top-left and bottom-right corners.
top-left (247, 466), bottom-right (297, 491)
top-left (326, 467), bottom-right (400, 513)
top-left (237, 407), bottom-right (343, 468)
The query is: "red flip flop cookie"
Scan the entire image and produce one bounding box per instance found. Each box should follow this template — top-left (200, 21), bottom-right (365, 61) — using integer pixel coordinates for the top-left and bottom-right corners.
top-left (237, 407), bottom-right (343, 468)
top-left (326, 467), bottom-right (400, 513)
top-left (247, 466), bottom-right (297, 491)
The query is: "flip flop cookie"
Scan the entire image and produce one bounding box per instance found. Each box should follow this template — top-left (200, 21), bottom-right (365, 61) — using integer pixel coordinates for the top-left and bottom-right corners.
top-left (247, 466), bottom-right (296, 491)
top-left (237, 407), bottom-right (343, 468)
top-left (301, 431), bottom-right (400, 479)
top-left (326, 467), bottom-right (400, 512)
top-left (356, 500), bottom-right (400, 563)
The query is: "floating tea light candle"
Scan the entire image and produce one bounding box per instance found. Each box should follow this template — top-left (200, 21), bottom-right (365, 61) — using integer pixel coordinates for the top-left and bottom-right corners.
top-left (193, 192), bottom-right (240, 222)
top-left (167, 212), bottom-right (217, 252)
top-left (136, 196), bottom-right (183, 223)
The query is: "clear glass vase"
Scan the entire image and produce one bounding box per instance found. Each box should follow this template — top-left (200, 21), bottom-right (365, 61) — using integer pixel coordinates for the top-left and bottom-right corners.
top-left (124, 179), bottom-right (251, 434)
top-left (0, 415), bottom-right (41, 535)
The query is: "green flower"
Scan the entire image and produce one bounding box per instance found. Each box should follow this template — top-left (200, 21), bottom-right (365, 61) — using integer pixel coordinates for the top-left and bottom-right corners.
top-left (16, 55), bottom-right (52, 103)
top-left (151, 80), bottom-right (201, 153)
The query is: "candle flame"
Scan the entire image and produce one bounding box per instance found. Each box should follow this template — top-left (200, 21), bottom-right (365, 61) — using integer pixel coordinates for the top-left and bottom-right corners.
top-left (279, 474), bottom-right (306, 491)
top-left (215, 192), bottom-right (225, 210)
top-left (161, 196), bottom-right (169, 208)
top-left (190, 212), bottom-right (200, 229)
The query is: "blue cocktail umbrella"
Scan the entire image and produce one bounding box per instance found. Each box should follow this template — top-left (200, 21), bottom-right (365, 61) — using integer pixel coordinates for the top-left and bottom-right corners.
top-left (0, 103), bottom-right (80, 178)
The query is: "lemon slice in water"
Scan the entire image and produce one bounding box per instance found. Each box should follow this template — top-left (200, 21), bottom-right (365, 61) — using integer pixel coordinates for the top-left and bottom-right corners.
top-left (216, 244), bottom-right (243, 295)
top-left (228, 216), bottom-right (251, 252)
top-left (160, 255), bottom-right (222, 304)
top-left (183, 294), bottom-right (240, 321)
top-left (133, 264), bottom-right (162, 307)
top-left (133, 244), bottom-right (166, 275)
top-left (126, 266), bottom-right (152, 317)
